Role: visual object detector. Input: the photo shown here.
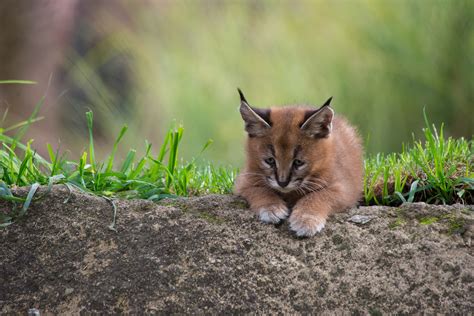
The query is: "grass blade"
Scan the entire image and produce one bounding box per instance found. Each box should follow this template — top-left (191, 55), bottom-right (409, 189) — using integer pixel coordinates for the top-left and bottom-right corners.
top-left (86, 111), bottom-right (96, 171)
top-left (19, 183), bottom-right (40, 217)
top-left (106, 125), bottom-right (128, 173)
top-left (104, 197), bottom-right (117, 231)
top-left (120, 150), bottom-right (136, 174)
top-left (407, 180), bottom-right (419, 203)
top-left (0, 80), bottom-right (37, 84)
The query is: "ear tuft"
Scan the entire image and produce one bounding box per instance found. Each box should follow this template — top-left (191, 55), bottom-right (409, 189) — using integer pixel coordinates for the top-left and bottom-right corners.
top-left (322, 96), bottom-right (333, 107)
top-left (238, 88), bottom-right (271, 137)
top-left (237, 88), bottom-right (248, 104)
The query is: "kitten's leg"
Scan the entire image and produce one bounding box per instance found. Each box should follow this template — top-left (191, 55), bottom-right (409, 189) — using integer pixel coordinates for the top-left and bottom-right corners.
top-left (236, 186), bottom-right (289, 224)
top-left (289, 190), bottom-right (335, 237)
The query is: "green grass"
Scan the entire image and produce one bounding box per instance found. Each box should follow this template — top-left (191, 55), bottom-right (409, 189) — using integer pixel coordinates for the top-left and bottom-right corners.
top-left (364, 111), bottom-right (473, 205)
top-left (0, 108), bottom-right (236, 227)
top-left (0, 108), bottom-right (472, 227)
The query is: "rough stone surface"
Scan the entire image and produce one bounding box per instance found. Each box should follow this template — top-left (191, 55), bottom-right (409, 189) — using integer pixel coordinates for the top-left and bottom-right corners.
top-left (1, 186), bottom-right (473, 314)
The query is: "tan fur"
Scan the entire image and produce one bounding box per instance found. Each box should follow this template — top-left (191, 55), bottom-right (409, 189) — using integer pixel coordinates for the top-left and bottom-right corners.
top-left (235, 101), bottom-right (363, 237)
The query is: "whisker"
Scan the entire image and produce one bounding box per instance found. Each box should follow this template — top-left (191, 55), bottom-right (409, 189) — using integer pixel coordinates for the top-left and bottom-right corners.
top-left (301, 177), bottom-right (328, 193)
top-left (250, 177), bottom-right (267, 188)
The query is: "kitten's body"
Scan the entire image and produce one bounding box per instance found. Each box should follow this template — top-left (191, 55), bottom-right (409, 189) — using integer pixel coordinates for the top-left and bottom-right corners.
top-left (234, 91), bottom-right (363, 236)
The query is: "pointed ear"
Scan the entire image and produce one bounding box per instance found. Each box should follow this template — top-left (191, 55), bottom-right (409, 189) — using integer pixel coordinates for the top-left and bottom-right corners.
top-left (300, 97), bottom-right (334, 138)
top-left (238, 88), bottom-right (271, 137)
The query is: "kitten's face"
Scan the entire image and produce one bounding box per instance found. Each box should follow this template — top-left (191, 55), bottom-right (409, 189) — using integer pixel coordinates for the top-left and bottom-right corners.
top-left (238, 89), bottom-right (334, 194)
top-left (258, 143), bottom-right (312, 193)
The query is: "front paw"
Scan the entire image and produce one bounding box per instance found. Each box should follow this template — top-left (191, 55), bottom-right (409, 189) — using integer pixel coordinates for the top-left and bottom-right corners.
top-left (257, 204), bottom-right (289, 224)
top-left (289, 211), bottom-right (326, 237)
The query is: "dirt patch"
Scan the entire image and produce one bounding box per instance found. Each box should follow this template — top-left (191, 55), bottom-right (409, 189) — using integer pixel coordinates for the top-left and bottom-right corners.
top-left (1, 186), bottom-right (473, 314)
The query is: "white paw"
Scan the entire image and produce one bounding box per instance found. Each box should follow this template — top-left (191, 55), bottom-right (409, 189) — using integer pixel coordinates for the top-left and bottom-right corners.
top-left (258, 205), bottom-right (289, 224)
top-left (289, 213), bottom-right (326, 237)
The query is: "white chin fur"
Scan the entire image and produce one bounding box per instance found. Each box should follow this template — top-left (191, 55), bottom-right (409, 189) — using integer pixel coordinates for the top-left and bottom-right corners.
top-left (258, 206), bottom-right (289, 224)
top-left (274, 186), bottom-right (295, 193)
top-left (268, 181), bottom-right (296, 193)
top-left (289, 214), bottom-right (326, 237)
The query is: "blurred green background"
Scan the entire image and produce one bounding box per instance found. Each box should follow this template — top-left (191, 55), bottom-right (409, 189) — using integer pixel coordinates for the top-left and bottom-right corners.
top-left (1, 0), bottom-right (473, 166)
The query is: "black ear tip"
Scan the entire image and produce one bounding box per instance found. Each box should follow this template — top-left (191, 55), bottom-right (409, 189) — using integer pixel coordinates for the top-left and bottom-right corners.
top-left (237, 88), bottom-right (248, 103)
top-left (323, 96), bottom-right (333, 107)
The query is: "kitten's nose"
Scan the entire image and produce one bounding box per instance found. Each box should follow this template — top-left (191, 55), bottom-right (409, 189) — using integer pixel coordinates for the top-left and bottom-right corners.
top-left (277, 178), bottom-right (290, 188)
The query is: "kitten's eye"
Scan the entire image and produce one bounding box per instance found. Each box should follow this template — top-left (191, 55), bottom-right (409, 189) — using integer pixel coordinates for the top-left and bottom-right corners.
top-left (293, 159), bottom-right (305, 168)
top-left (264, 157), bottom-right (275, 166)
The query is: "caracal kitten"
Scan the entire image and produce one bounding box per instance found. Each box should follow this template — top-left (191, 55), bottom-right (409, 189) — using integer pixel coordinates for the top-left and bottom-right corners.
top-left (234, 89), bottom-right (363, 237)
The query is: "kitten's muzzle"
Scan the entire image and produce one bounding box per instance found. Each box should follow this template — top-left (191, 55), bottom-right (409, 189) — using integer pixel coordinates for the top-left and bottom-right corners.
top-left (276, 178), bottom-right (290, 188)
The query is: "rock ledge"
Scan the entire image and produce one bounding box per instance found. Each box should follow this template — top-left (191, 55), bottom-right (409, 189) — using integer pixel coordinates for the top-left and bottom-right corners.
top-left (1, 186), bottom-right (473, 314)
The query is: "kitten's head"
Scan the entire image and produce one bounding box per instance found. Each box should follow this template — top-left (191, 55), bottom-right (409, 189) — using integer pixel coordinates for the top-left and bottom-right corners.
top-left (238, 88), bottom-right (334, 194)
